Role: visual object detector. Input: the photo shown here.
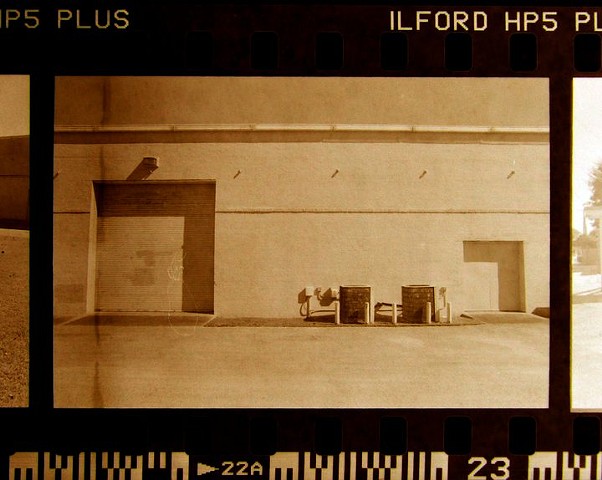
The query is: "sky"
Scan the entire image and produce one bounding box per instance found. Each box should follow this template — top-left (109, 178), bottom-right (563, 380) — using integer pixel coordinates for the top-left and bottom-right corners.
top-left (573, 78), bottom-right (602, 233)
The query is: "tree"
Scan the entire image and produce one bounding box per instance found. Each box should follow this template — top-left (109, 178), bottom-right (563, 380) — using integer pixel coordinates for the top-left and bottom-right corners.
top-left (585, 161), bottom-right (602, 233)
top-left (589, 160), bottom-right (602, 205)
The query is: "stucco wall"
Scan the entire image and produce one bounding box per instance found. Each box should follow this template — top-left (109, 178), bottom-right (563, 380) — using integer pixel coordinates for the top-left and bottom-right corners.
top-left (54, 143), bottom-right (548, 212)
top-left (53, 141), bottom-right (549, 318)
top-left (53, 76), bottom-right (549, 318)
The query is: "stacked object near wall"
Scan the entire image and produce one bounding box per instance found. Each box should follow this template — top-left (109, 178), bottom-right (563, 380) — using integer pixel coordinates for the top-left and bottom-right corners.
top-left (402, 285), bottom-right (435, 324)
top-left (339, 286), bottom-right (371, 324)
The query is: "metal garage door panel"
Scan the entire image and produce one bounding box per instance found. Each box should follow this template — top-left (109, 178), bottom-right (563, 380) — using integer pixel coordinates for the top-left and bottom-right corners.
top-left (96, 216), bottom-right (185, 312)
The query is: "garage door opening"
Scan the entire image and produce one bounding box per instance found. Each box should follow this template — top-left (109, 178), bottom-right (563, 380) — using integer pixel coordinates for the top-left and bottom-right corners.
top-left (462, 241), bottom-right (525, 312)
top-left (93, 181), bottom-right (215, 313)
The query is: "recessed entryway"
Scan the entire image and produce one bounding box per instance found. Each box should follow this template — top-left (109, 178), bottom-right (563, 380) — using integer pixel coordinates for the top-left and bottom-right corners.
top-left (462, 241), bottom-right (525, 312)
top-left (93, 181), bottom-right (215, 313)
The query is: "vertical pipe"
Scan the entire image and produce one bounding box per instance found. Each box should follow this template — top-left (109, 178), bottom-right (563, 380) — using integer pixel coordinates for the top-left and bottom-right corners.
top-left (425, 302), bottom-right (432, 324)
top-left (365, 302), bottom-right (370, 325)
top-left (447, 302), bottom-right (453, 324)
top-left (335, 301), bottom-right (340, 325)
top-left (370, 288), bottom-right (374, 324)
top-left (392, 303), bottom-right (397, 325)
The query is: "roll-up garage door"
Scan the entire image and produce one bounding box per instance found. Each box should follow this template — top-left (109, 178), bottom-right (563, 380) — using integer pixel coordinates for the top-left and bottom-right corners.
top-left (94, 181), bottom-right (215, 313)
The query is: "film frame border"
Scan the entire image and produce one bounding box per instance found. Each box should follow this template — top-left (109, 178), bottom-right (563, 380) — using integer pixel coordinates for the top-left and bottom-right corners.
top-left (0, 1), bottom-right (598, 474)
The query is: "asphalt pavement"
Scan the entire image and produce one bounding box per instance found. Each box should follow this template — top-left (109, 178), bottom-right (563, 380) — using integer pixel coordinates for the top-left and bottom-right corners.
top-left (54, 313), bottom-right (549, 408)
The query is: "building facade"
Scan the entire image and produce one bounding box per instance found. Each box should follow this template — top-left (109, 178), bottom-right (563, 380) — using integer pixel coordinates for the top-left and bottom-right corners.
top-left (53, 77), bottom-right (549, 319)
top-left (0, 76), bottom-right (29, 229)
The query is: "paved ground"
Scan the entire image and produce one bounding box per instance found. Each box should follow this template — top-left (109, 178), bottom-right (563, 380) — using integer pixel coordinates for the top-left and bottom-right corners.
top-left (572, 265), bottom-right (602, 410)
top-left (0, 229), bottom-right (28, 407)
top-left (54, 312), bottom-right (548, 408)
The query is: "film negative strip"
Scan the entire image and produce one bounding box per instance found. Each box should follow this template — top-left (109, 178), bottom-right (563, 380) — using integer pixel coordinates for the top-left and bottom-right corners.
top-left (1, 2), bottom-right (602, 479)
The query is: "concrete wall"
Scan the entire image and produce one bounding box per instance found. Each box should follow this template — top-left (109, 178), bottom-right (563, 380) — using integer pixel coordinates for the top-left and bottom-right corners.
top-left (54, 141), bottom-right (549, 318)
top-left (0, 76), bottom-right (29, 137)
top-left (53, 77), bottom-right (549, 318)
top-left (55, 77), bottom-right (548, 128)
top-left (0, 136), bottom-right (29, 228)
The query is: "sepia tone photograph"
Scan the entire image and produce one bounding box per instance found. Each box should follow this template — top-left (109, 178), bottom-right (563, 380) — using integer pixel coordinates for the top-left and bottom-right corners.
top-left (53, 77), bottom-right (549, 408)
top-left (0, 76), bottom-right (30, 407)
top-left (572, 78), bottom-right (602, 411)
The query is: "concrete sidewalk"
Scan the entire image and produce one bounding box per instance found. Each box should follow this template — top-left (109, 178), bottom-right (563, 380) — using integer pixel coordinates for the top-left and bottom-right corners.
top-left (54, 316), bottom-right (549, 409)
top-left (572, 266), bottom-right (602, 410)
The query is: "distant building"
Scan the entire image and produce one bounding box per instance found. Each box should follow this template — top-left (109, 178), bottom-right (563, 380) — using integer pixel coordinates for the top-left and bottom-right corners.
top-left (53, 77), bottom-right (550, 319)
top-left (0, 76), bottom-right (29, 230)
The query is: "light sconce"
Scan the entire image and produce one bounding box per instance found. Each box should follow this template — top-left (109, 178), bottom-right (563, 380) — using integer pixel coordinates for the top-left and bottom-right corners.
top-left (142, 156), bottom-right (159, 171)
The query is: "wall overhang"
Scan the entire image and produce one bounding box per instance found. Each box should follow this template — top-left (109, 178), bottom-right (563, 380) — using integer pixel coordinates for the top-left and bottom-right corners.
top-left (54, 124), bottom-right (550, 145)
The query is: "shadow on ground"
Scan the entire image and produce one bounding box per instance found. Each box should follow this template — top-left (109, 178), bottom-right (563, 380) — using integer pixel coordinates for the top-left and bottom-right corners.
top-left (461, 311), bottom-right (549, 324)
top-left (572, 294), bottom-right (602, 304)
top-left (55, 311), bottom-right (547, 328)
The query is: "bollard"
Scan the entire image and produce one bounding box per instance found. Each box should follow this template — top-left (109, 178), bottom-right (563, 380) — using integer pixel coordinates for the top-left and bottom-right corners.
top-left (447, 302), bottom-right (452, 324)
top-left (340, 285), bottom-right (371, 324)
top-left (392, 303), bottom-right (397, 325)
top-left (425, 302), bottom-right (432, 324)
top-left (365, 302), bottom-right (371, 324)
